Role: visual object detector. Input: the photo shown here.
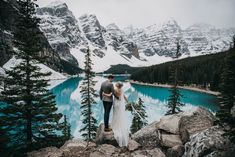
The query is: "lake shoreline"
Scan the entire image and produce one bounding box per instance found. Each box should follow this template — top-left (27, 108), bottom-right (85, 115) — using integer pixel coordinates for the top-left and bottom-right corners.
top-left (129, 80), bottom-right (220, 96)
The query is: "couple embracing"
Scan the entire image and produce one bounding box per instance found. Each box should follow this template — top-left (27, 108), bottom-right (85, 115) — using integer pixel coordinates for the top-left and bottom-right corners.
top-left (99, 75), bottom-right (129, 147)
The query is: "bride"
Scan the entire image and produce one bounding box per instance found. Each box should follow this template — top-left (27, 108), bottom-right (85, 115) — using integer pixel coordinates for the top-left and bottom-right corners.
top-left (103, 82), bottom-right (129, 147)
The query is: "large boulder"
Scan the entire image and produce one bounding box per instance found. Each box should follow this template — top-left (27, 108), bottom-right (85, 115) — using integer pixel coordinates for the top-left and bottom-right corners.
top-left (132, 121), bottom-right (161, 148)
top-left (95, 123), bottom-right (119, 147)
top-left (156, 114), bottom-right (182, 134)
top-left (127, 139), bottom-right (141, 151)
top-left (183, 126), bottom-right (235, 157)
top-left (160, 133), bottom-right (182, 148)
top-left (179, 107), bottom-right (215, 140)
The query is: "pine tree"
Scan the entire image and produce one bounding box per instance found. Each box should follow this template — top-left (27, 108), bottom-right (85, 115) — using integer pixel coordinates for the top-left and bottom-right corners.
top-left (216, 37), bottom-right (235, 143)
top-left (166, 42), bottom-right (184, 115)
top-left (130, 98), bottom-right (148, 134)
top-left (62, 115), bottom-right (72, 141)
top-left (0, 0), bottom-right (66, 153)
top-left (80, 48), bottom-right (98, 141)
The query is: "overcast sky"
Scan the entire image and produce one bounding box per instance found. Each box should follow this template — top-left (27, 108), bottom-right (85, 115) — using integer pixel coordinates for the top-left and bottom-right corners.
top-left (36, 0), bottom-right (235, 29)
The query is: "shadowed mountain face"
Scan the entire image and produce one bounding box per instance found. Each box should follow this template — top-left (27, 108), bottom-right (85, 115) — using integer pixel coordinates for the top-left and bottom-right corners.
top-left (0, 0), bottom-right (61, 69)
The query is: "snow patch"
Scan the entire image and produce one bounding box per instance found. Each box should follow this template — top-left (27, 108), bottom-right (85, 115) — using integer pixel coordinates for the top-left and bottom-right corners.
top-left (3, 56), bottom-right (67, 89)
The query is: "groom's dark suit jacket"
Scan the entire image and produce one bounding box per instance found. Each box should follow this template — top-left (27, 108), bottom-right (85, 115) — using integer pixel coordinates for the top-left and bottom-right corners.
top-left (100, 80), bottom-right (117, 102)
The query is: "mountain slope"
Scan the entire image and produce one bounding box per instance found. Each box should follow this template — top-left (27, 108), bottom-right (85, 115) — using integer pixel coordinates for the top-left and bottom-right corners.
top-left (36, 1), bottom-right (235, 73)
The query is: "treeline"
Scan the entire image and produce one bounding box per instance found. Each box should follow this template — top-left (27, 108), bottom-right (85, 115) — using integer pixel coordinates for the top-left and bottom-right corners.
top-left (131, 52), bottom-right (228, 91)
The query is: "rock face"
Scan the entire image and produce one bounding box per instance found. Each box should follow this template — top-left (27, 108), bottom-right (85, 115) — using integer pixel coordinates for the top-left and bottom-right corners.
top-left (105, 23), bottom-right (140, 59)
top-left (95, 123), bottom-right (119, 147)
top-left (179, 107), bottom-right (216, 136)
top-left (0, 0), bottom-right (61, 69)
top-left (37, 1), bottom-right (82, 65)
top-left (160, 133), bottom-right (182, 148)
top-left (183, 126), bottom-right (235, 157)
top-left (79, 14), bottom-right (106, 49)
top-left (156, 114), bottom-right (182, 134)
top-left (132, 121), bottom-right (161, 147)
top-left (127, 139), bottom-right (141, 151)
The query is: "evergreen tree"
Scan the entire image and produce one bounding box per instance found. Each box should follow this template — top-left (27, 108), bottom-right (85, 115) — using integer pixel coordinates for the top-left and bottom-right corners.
top-left (216, 37), bottom-right (235, 143)
top-left (130, 98), bottom-right (148, 134)
top-left (80, 48), bottom-right (98, 141)
top-left (62, 115), bottom-right (72, 141)
top-left (0, 0), bottom-right (66, 154)
top-left (166, 42), bottom-right (184, 115)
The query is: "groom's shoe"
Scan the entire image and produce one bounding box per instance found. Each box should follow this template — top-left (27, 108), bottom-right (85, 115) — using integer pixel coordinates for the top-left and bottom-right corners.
top-left (104, 128), bottom-right (112, 132)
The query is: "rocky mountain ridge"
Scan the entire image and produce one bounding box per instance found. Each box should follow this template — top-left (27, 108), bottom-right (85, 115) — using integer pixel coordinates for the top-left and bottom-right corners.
top-left (36, 1), bottom-right (235, 72)
top-left (125, 21), bottom-right (235, 57)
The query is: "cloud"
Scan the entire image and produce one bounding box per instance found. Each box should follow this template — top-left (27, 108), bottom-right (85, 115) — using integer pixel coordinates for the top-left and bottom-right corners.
top-left (36, 0), bottom-right (235, 29)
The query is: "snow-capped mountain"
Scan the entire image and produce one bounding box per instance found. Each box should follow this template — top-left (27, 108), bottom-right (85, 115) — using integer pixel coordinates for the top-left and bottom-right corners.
top-left (126, 21), bottom-right (235, 58)
top-left (183, 23), bottom-right (234, 55)
top-left (124, 19), bottom-right (189, 57)
top-left (0, 0), bottom-right (68, 72)
top-left (36, 1), bottom-right (235, 72)
top-left (37, 2), bottom-right (84, 65)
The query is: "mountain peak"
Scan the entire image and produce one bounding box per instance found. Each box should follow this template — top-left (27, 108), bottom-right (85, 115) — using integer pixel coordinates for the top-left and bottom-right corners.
top-left (47, 1), bottom-right (68, 8)
top-left (106, 23), bottom-right (120, 30)
top-left (187, 23), bottom-right (216, 31)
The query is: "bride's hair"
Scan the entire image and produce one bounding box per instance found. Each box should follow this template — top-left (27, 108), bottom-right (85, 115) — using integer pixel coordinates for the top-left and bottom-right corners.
top-left (116, 82), bottom-right (123, 89)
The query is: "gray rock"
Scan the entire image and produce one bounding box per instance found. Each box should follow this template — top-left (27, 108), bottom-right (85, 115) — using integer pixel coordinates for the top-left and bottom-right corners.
top-left (27, 147), bottom-right (62, 157)
top-left (90, 144), bottom-right (119, 157)
top-left (180, 128), bottom-right (190, 144)
top-left (128, 139), bottom-right (141, 151)
top-left (147, 148), bottom-right (166, 157)
top-left (179, 107), bottom-right (215, 136)
top-left (160, 133), bottom-right (182, 148)
top-left (183, 126), bottom-right (234, 157)
top-left (60, 139), bottom-right (96, 156)
top-left (79, 14), bottom-right (106, 49)
top-left (132, 121), bottom-right (161, 147)
top-left (166, 145), bottom-right (185, 157)
top-left (95, 123), bottom-right (119, 147)
top-left (156, 114), bottom-right (182, 134)
top-left (131, 150), bottom-right (148, 157)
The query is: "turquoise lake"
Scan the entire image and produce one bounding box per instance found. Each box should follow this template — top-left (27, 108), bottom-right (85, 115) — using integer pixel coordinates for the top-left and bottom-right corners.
top-left (51, 76), bottom-right (219, 138)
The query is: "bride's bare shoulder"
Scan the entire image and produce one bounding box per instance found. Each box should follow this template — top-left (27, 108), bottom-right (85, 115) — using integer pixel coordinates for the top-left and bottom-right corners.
top-left (115, 88), bottom-right (122, 97)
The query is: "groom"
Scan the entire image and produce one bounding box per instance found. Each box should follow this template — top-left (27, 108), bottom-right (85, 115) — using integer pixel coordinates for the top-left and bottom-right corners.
top-left (100, 75), bottom-right (119, 132)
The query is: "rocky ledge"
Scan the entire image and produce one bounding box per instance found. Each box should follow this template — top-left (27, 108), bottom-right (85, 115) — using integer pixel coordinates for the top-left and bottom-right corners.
top-left (28, 107), bottom-right (235, 157)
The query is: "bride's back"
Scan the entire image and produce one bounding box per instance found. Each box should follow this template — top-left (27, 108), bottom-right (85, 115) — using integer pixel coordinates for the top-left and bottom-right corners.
top-left (114, 88), bottom-right (122, 97)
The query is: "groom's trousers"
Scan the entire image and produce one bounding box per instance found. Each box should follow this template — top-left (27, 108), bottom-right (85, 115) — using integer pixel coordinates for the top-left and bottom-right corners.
top-left (103, 101), bottom-right (113, 129)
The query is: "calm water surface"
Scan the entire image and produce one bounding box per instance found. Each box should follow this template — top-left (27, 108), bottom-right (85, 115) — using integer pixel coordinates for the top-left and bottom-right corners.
top-left (51, 76), bottom-right (219, 138)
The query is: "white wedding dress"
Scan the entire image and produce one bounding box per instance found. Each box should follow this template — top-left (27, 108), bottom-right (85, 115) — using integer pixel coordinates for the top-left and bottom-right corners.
top-left (112, 89), bottom-right (129, 147)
